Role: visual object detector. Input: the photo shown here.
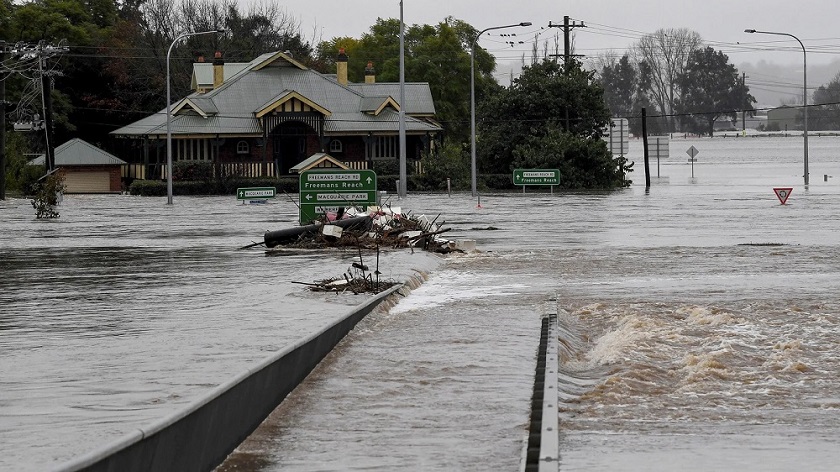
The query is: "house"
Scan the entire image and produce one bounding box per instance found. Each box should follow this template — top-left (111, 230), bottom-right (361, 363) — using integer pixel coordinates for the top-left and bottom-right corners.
top-left (30, 138), bottom-right (126, 193)
top-left (111, 49), bottom-right (442, 179)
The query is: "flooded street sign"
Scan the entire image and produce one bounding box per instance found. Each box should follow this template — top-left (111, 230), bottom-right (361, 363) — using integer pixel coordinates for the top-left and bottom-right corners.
top-left (299, 170), bottom-right (377, 223)
top-left (236, 187), bottom-right (276, 200)
top-left (773, 187), bottom-right (793, 205)
top-left (686, 145), bottom-right (699, 178)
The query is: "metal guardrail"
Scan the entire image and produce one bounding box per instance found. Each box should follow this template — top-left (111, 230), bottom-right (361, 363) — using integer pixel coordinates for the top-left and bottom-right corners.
top-left (54, 284), bottom-right (405, 472)
top-left (522, 312), bottom-right (559, 472)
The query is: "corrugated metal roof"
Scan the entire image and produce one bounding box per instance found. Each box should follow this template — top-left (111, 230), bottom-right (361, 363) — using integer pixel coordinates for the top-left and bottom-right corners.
top-left (30, 138), bottom-right (127, 166)
top-left (113, 51), bottom-right (442, 138)
top-left (348, 83), bottom-right (437, 115)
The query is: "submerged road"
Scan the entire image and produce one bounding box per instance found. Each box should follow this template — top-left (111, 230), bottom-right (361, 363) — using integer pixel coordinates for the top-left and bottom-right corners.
top-left (216, 255), bottom-right (553, 471)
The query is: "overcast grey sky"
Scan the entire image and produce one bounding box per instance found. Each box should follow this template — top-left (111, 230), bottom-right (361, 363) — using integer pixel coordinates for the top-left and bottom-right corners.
top-left (278, 0), bottom-right (840, 68)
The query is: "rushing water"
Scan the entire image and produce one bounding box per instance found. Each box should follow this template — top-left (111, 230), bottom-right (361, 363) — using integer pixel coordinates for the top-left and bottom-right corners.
top-left (3, 136), bottom-right (840, 471)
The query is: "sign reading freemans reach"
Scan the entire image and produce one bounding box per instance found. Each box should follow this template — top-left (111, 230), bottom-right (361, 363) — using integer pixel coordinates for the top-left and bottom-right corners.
top-left (298, 170), bottom-right (377, 224)
top-left (513, 169), bottom-right (560, 186)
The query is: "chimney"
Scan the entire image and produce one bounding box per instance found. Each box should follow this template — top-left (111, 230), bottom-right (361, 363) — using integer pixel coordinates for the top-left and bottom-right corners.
top-left (364, 61), bottom-right (375, 84)
top-left (213, 51), bottom-right (224, 89)
top-left (336, 48), bottom-right (348, 85)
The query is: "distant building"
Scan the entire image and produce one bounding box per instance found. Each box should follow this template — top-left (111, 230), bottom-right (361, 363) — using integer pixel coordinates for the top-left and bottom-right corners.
top-left (30, 139), bottom-right (125, 193)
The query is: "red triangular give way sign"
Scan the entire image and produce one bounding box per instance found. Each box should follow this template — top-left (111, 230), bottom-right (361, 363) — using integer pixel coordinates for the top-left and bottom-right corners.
top-left (773, 187), bottom-right (793, 205)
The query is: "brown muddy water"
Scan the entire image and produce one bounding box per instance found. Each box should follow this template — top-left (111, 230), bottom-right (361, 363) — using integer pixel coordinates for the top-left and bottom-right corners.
top-left (3, 137), bottom-right (840, 471)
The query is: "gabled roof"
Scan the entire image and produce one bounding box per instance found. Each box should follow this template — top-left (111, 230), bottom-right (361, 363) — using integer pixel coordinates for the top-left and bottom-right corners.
top-left (360, 96), bottom-right (400, 115)
top-left (172, 97), bottom-right (218, 117)
top-left (290, 153), bottom-right (349, 173)
top-left (347, 83), bottom-right (437, 116)
top-left (112, 50), bottom-right (441, 138)
top-left (30, 138), bottom-right (126, 166)
top-left (255, 90), bottom-right (331, 118)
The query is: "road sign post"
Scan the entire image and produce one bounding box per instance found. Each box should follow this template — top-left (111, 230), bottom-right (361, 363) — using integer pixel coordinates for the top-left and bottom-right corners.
top-left (513, 169), bottom-right (560, 194)
top-left (236, 187), bottom-right (276, 203)
top-left (299, 170), bottom-right (377, 224)
top-left (686, 145), bottom-right (699, 178)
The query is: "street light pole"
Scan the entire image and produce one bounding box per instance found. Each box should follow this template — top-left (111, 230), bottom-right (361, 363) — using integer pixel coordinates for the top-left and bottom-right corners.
top-left (745, 29), bottom-right (809, 185)
top-left (471, 22), bottom-right (531, 197)
top-left (166, 29), bottom-right (225, 205)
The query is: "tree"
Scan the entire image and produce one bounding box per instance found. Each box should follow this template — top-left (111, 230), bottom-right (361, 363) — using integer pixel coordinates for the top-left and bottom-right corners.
top-left (633, 28), bottom-right (702, 132)
top-left (677, 46), bottom-right (755, 136)
top-left (477, 59), bottom-right (629, 188)
top-left (315, 17), bottom-right (495, 143)
top-left (809, 72), bottom-right (840, 130)
top-left (598, 53), bottom-right (636, 118)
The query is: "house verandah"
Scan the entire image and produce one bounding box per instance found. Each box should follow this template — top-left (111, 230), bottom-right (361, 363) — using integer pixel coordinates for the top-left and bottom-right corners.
top-left (112, 50), bottom-right (441, 182)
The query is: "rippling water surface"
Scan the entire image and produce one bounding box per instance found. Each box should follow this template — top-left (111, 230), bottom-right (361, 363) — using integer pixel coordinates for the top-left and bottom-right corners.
top-left (3, 137), bottom-right (840, 471)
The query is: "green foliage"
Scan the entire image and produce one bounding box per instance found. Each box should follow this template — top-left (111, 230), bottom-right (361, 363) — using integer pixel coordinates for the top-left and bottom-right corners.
top-left (512, 124), bottom-right (631, 189)
top-left (3, 133), bottom-right (43, 194)
top-left (172, 161), bottom-right (214, 182)
top-left (315, 17), bottom-right (492, 142)
top-left (31, 171), bottom-right (65, 218)
top-left (412, 141), bottom-right (470, 190)
top-left (478, 59), bottom-right (627, 188)
top-left (677, 47), bottom-right (755, 136)
top-left (128, 179), bottom-right (166, 197)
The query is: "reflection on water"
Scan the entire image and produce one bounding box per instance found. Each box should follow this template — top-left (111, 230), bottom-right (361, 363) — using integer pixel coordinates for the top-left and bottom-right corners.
top-left (3, 137), bottom-right (840, 471)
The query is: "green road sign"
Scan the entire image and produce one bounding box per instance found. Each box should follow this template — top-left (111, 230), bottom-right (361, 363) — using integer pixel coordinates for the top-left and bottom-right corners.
top-left (299, 170), bottom-right (377, 223)
top-left (236, 187), bottom-right (276, 199)
top-left (513, 169), bottom-right (560, 186)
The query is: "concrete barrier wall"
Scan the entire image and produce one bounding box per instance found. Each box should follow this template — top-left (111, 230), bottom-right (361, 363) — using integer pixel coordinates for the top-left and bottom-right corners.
top-left (56, 285), bottom-right (404, 472)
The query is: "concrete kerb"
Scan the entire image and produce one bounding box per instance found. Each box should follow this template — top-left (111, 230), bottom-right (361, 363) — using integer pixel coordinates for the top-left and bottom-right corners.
top-left (54, 282), bottom-right (411, 472)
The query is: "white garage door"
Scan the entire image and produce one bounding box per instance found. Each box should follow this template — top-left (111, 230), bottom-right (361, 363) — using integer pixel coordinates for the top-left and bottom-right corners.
top-left (64, 171), bottom-right (112, 193)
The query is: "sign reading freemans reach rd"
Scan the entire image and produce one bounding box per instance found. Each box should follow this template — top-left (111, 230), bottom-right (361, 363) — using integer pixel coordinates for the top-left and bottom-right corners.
top-left (513, 169), bottom-right (560, 186)
top-left (299, 170), bottom-right (377, 224)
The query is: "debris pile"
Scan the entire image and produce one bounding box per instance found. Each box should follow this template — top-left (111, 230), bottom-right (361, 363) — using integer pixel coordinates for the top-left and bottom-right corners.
top-left (263, 206), bottom-right (457, 254)
top-left (243, 205), bottom-right (476, 295)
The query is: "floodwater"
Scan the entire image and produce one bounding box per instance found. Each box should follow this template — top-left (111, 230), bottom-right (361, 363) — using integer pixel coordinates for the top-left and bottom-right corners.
top-left (3, 136), bottom-right (840, 471)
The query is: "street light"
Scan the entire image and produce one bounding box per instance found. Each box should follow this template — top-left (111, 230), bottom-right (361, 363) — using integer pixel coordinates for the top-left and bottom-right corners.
top-left (166, 29), bottom-right (225, 204)
top-left (745, 28), bottom-right (809, 185)
top-left (471, 22), bottom-right (532, 197)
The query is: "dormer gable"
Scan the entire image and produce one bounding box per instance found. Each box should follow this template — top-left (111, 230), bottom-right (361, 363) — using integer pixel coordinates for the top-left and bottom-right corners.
top-left (255, 90), bottom-right (331, 118)
top-left (250, 51), bottom-right (309, 71)
top-left (171, 97), bottom-right (218, 118)
top-left (360, 96), bottom-right (400, 116)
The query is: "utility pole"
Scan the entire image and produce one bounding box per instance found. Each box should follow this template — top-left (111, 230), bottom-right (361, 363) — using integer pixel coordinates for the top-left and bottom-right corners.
top-left (1, 40), bottom-right (7, 200)
top-left (547, 16), bottom-right (586, 70)
top-left (39, 41), bottom-right (56, 172)
top-left (548, 17), bottom-right (585, 131)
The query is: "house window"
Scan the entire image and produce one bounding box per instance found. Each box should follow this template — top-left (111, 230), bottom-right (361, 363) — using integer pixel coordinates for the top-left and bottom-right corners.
top-left (236, 140), bottom-right (249, 155)
top-left (329, 139), bottom-right (343, 153)
top-left (175, 139), bottom-right (215, 161)
top-left (371, 136), bottom-right (397, 159)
